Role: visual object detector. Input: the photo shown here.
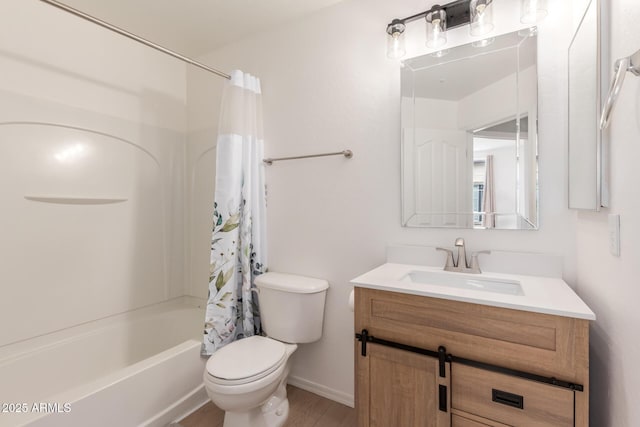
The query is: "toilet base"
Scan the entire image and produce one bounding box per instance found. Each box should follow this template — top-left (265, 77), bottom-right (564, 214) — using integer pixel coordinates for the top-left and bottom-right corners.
top-left (222, 379), bottom-right (289, 427)
top-left (262, 393), bottom-right (289, 427)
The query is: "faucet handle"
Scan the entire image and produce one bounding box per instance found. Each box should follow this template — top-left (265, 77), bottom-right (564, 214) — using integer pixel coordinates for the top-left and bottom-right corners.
top-left (470, 250), bottom-right (491, 274)
top-left (436, 247), bottom-right (455, 269)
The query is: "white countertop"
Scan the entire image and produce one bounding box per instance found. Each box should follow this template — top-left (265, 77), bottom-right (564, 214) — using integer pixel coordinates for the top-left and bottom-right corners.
top-left (350, 263), bottom-right (595, 320)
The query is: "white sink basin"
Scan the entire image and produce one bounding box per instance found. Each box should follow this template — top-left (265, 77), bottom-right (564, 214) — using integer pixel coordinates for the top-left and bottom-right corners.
top-left (402, 270), bottom-right (524, 296)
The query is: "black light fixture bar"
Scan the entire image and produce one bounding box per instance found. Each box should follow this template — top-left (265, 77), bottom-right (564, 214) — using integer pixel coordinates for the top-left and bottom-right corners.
top-left (387, 0), bottom-right (472, 31)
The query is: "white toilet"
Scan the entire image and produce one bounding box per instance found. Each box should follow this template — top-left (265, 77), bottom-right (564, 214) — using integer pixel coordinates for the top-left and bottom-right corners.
top-left (203, 272), bottom-right (329, 427)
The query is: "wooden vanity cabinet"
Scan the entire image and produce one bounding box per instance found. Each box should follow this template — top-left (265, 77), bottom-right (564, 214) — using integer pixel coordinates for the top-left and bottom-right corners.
top-left (354, 287), bottom-right (590, 427)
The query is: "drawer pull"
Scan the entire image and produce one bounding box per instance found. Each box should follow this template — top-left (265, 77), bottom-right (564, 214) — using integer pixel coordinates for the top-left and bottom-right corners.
top-left (492, 389), bottom-right (524, 409)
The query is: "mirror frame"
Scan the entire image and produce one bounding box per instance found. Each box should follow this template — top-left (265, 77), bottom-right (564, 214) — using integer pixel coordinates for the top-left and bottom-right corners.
top-left (568, 0), bottom-right (609, 210)
top-left (400, 30), bottom-right (539, 230)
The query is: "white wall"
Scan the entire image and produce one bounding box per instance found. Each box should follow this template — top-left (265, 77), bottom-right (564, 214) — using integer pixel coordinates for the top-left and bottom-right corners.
top-left (0, 0), bottom-right (188, 346)
top-left (573, 0), bottom-right (640, 425)
top-left (186, 0), bottom-right (577, 404)
top-left (459, 66), bottom-right (537, 131)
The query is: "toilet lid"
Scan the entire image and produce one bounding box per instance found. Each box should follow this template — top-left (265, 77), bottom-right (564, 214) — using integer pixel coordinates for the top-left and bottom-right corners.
top-left (206, 336), bottom-right (286, 382)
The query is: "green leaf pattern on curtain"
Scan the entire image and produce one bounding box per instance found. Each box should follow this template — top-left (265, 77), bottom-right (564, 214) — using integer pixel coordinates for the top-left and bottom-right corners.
top-left (201, 70), bottom-right (267, 356)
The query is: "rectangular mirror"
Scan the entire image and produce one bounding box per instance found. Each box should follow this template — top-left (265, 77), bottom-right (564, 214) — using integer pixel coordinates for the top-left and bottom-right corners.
top-left (401, 29), bottom-right (538, 229)
top-left (568, 0), bottom-right (607, 210)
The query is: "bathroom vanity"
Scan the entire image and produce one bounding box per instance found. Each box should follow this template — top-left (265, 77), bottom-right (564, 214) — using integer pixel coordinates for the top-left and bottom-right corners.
top-left (351, 264), bottom-right (594, 427)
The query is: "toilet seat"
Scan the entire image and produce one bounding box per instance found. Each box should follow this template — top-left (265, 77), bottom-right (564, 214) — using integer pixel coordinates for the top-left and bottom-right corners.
top-left (206, 336), bottom-right (287, 386)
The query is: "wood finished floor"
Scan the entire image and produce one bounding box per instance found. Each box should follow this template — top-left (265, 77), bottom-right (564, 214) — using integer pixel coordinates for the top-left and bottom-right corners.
top-left (179, 385), bottom-right (356, 427)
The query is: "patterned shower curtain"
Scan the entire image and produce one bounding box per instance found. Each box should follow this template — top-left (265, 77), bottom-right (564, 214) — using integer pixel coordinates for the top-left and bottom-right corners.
top-left (201, 70), bottom-right (267, 356)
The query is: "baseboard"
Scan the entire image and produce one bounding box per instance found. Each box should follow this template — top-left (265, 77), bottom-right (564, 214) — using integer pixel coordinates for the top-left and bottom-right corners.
top-left (287, 376), bottom-right (354, 408)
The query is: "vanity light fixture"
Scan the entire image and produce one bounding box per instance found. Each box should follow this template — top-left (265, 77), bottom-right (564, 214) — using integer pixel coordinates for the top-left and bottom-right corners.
top-left (470, 0), bottom-right (494, 36)
top-left (386, 0), bottom-right (547, 59)
top-left (472, 37), bottom-right (495, 48)
top-left (386, 1), bottom-right (470, 59)
top-left (520, 0), bottom-right (548, 24)
top-left (386, 20), bottom-right (406, 59)
top-left (426, 7), bottom-right (447, 48)
top-left (431, 48), bottom-right (451, 58)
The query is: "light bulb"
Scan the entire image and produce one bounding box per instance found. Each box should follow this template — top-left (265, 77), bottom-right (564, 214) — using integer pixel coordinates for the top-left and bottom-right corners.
top-left (470, 0), bottom-right (494, 37)
top-left (426, 9), bottom-right (447, 48)
top-left (431, 49), bottom-right (450, 58)
top-left (386, 21), bottom-right (406, 59)
top-left (472, 37), bottom-right (495, 48)
top-left (520, 0), bottom-right (548, 24)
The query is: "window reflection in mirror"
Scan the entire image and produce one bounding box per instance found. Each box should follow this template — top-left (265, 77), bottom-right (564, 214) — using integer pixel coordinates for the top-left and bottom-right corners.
top-left (401, 29), bottom-right (538, 230)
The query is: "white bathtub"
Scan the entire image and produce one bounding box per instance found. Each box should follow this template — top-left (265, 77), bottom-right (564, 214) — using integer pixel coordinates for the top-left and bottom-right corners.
top-left (0, 299), bottom-right (209, 427)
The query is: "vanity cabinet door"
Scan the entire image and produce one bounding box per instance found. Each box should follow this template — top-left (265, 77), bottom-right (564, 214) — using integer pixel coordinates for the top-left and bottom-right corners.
top-left (356, 342), bottom-right (450, 427)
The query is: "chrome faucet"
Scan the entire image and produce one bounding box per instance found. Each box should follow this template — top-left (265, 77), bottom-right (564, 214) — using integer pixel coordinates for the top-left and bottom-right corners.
top-left (436, 238), bottom-right (490, 274)
top-left (454, 237), bottom-right (466, 270)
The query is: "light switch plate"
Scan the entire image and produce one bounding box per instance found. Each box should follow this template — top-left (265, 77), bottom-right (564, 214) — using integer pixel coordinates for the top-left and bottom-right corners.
top-left (608, 214), bottom-right (620, 256)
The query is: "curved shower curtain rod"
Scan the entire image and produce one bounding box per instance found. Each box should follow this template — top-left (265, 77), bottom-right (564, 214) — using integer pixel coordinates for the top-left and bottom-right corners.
top-left (38, 0), bottom-right (232, 80)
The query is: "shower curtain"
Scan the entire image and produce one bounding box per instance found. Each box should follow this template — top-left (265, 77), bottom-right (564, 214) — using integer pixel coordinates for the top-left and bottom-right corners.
top-left (201, 70), bottom-right (267, 356)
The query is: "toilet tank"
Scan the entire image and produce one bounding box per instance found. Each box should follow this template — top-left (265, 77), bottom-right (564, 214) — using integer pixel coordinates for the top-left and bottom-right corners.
top-left (255, 272), bottom-right (329, 343)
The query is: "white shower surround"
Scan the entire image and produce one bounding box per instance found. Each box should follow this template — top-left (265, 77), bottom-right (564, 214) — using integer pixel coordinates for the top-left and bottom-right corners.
top-left (0, 1), bottom-right (208, 424)
top-left (0, 300), bottom-right (207, 427)
top-left (0, 0), bottom-right (189, 346)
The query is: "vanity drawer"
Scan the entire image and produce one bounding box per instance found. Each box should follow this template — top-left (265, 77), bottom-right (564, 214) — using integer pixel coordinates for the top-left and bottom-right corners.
top-left (452, 414), bottom-right (492, 427)
top-left (452, 364), bottom-right (574, 426)
top-left (451, 411), bottom-right (511, 427)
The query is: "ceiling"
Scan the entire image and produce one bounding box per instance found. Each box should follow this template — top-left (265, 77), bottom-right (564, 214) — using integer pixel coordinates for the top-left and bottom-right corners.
top-left (56, 0), bottom-right (346, 57)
